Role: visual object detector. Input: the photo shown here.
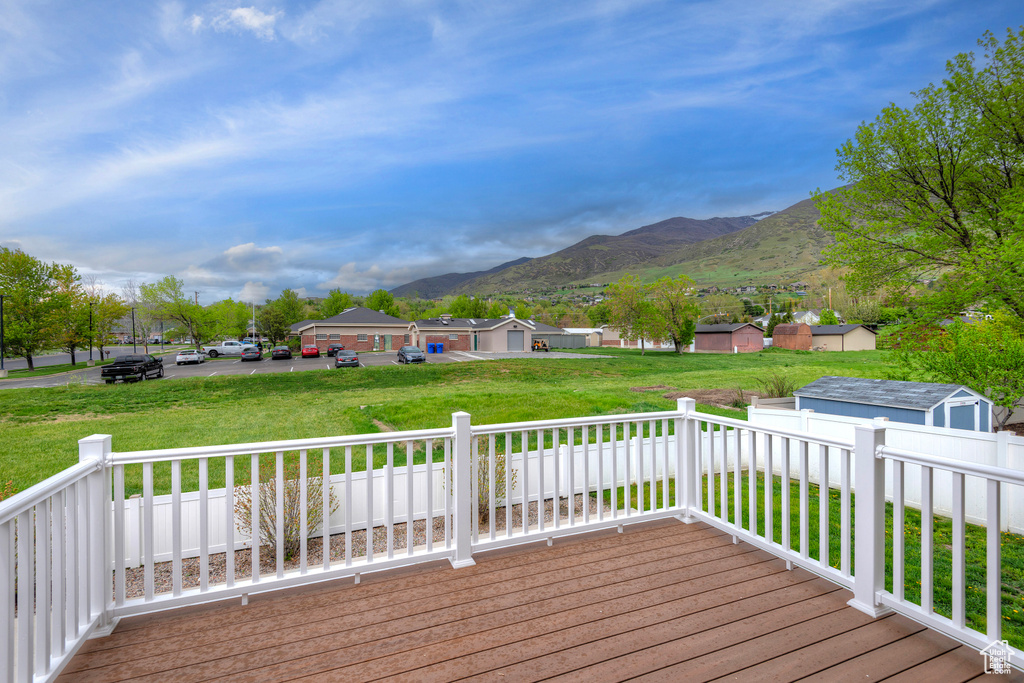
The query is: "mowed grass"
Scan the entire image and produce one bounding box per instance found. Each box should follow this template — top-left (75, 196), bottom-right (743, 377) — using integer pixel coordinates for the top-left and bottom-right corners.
top-left (606, 471), bottom-right (1024, 648)
top-left (0, 348), bottom-right (887, 494)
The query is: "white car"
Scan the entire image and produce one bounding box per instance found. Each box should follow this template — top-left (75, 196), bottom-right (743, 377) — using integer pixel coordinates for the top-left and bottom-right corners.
top-left (175, 349), bottom-right (207, 365)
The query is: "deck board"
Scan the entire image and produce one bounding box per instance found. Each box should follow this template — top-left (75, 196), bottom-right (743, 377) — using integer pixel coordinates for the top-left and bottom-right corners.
top-left (59, 519), bottom-right (1010, 682)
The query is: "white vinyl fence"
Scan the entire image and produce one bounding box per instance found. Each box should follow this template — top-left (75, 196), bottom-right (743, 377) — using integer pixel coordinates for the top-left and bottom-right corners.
top-left (747, 407), bottom-right (1024, 532)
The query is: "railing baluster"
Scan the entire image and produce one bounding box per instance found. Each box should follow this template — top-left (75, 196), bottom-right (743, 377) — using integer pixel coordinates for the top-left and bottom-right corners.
top-left (840, 448), bottom-right (850, 576)
top-left (625, 422), bottom-right (633, 517)
top-left (662, 418), bottom-right (670, 513)
top-left (733, 425), bottom-right (741, 526)
top-left (707, 420), bottom-right (714, 517)
top-left (113, 465), bottom-right (126, 605)
top-left (66, 483), bottom-right (79, 638)
top-left (597, 423), bottom-right (605, 521)
top-left (718, 422), bottom-right (726, 521)
top-left (34, 497), bottom-right (50, 674)
top-left (987, 478), bottom-right (1002, 643)
top-left (275, 451), bottom-right (285, 578)
top-left (299, 449), bottom-right (308, 573)
top-left (952, 471), bottom-right (966, 629)
top-left (893, 459), bottom-right (904, 600)
top-left (799, 440), bottom-right (808, 559)
top-left (748, 429), bottom-right (756, 535)
top-left (199, 457), bottom-right (209, 591)
top-left (225, 455), bottom-right (235, 588)
top-left (324, 447), bottom-right (332, 570)
top-left (251, 453), bottom-right (260, 583)
top-left (611, 423), bottom-right (618, 519)
top-left (819, 445), bottom-right (828, 569)
top-left (143, 463), bottom-right (154, 599)
top-left (172, 460), bottom-right (182, 596)
top-left (504, 432), bottom-right (512, 537)
top-left (407, 441), bottom-right (415, 555)
top-left (471, 436), bottom-right (479, 542)
top-left (520, 430), bottom-right (529, 536)
top-left (426, 439), bottom-right (435, 551)
top-left (17, 510), bottom-right (32, 683)
top-left (444, 438), bottom-right (452, 548)
top-left (568, 426), bottom-right (576, 526)
top-left (537, 429), bottom-right (545, 532)
top-left (1, 520), bottom-right (12, 683)
top-left (489, 434), bottom-right (497, 539)
top-left (781, 437), bottom-right (790, 553)
top-left (921, 465), bottom-right (933, 612)
top-left (583, 425), bottom-right (590, 524)
top-left (386, 442), bottom-right (395, 559)
top-left (51, 491), bottom-right (65, 658)
top-left (647, 420), bottom-right (655, 513)
top-left (366, 444), bottom-right (374, 562)
top-left (344, 446), bottom-right (353, 566)
top-left (553, 428), bottom-right (561, 528)
top-left (765, 433), bottom-right (773, 545)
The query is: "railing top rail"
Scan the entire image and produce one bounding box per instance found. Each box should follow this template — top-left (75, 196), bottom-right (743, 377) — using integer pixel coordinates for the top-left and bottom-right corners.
top-left (879, 444), bottom-right (1024, 487)
top-left (0, 458), bottom-right (101, 525)
top-left (110, 427), bottom-right (453, 464)
top-left (694, 410), bottom-right (855, 450)
top-left (471, 410), bottom-right (682, 435)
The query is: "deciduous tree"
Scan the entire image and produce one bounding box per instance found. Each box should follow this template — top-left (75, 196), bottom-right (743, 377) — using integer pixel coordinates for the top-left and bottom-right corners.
top-left (814, 28), bottom-right (1024, 323)
top-left (648, 275), bottom-right (700, 353)
top-left (0, 248), bottom-right (64, 369)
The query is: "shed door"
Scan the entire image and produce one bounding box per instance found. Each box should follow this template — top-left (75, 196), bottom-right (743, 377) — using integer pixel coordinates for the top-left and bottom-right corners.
top-left (507, 330), bottom-right (524, 352)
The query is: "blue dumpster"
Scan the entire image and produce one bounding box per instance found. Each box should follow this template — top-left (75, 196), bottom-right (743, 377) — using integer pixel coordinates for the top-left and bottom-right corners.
top-left (427, 343), bottom-right (436, 353)
top-left (437, 343), bottom-right (444, 353)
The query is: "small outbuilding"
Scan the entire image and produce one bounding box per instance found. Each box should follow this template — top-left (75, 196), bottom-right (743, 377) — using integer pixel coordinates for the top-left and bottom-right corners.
top-left (795, 376), bottom-right (993, 432)
top-left (694, 323), bottom-right (764, 353)
top-left (772, 323), bottom-right (812, 351)
top-left (409, 314), bottom-right (539, 352)
top-left (810, 324), bottom-right (877, 351)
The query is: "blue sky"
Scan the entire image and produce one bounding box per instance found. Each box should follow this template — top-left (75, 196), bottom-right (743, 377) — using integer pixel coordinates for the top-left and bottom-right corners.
top-left (0, 1), bottom-right (1021, 301)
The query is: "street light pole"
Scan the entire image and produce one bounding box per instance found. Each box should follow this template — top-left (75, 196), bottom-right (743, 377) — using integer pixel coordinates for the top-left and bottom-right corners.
top-left (89, 302), bottom-right (95, 362)
top-left (0, 294), bottom-right (5, 374)
top-left (131, 308), bottom-right (137, 353)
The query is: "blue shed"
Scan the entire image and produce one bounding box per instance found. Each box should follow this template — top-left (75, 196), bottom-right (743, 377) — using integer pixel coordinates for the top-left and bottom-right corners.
top-left (794, 376), bottom-right (993, 432)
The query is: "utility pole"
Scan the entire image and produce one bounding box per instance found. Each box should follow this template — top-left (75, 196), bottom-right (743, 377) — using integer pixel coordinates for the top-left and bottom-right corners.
top-left (194, 291), bottom-right (199, 305)
top-left (88, 302), bottom-right (94, 363)
top-left (0, 294), bottom-right (6, 376)
top-left (131, 308), bottom-right (137, 353)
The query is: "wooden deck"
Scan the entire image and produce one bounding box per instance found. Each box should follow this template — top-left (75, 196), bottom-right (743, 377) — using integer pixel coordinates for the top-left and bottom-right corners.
top-left (61, 519), bottom-right (1009, 682)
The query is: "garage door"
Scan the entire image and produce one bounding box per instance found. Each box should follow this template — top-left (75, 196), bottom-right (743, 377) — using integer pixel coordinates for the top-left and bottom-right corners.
top-left (507, 330), bottom-right (524, 352)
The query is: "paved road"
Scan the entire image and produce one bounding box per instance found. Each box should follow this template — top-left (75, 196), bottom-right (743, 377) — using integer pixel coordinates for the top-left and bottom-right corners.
top-left (0, 345), bottom-right (178, 371)
top-left (0, 349), bottom-right (605, 390)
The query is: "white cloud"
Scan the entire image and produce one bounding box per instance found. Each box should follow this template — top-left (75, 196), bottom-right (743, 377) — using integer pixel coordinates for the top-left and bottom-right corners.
top-left (239, 281), bottom-right (270, 301)
top-left (319, 262), bottom-right (412, 293)
top-left (188, 14), bottom-right (203, 33)
top-left (211, 7), bottom-right (281, 41)
top-left (222, 242), bottom-right (284, 272)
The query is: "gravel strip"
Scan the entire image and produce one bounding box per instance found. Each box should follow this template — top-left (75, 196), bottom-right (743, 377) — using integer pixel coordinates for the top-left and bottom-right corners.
top-left (122, 494), bottom-right (614, 599)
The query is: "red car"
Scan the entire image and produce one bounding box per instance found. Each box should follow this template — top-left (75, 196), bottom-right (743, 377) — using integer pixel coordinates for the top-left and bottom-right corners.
top-left (301, 345), bottom-right (321, 358)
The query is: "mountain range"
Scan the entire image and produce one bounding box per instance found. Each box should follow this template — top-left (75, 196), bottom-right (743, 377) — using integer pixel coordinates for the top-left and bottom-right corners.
top-left (390, 195), bottom-right (830, 297)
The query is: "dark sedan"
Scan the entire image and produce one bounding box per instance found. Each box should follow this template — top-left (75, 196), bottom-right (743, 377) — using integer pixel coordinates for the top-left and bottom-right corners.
top-left (326, 343), bottom-right (346, 357)
top-left (397, 345), bottom-right (426, 364)
top-left (271, 346), bottom-right (292, 360)
top-left (334, 349), bottom-right (359, 368)
top-left (241, 347), bottom-right (264, 361)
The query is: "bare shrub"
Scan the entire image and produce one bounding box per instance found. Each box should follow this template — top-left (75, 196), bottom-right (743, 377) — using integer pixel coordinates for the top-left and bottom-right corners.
top-left (754, 371), bottom-right (797, 398)
top-left (234, 461), bottom-right (339, 560)
top-left (477, 451), bottom-right (519, 521)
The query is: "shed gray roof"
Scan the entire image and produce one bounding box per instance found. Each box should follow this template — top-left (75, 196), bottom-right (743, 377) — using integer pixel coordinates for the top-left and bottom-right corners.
top-left (795, 376), bottom-right (984, 411)
top-left (294, 307), bottom-right (409, 331)
top-left (413, 316), bottom-right (543, 331)
top-left (810, 324), bottom-right (875, 335)
top-left (695, 323), bottom-right (764, 333)
top-left (530, 321), bottom-right (566, 333)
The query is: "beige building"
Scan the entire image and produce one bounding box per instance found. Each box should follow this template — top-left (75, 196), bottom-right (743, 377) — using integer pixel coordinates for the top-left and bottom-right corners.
top-left (810, 324), bottom-right (877, 351)
top-left (409, 314), bottom-right (540, 352)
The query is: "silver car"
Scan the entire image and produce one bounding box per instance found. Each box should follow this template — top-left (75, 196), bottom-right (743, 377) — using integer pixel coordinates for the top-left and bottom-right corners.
top-left (175, 349), bottom-right (207, 365)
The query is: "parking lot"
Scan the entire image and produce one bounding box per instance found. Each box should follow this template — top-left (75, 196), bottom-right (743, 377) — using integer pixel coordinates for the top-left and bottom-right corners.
top-left (0, 348), bottom-right (603, 389)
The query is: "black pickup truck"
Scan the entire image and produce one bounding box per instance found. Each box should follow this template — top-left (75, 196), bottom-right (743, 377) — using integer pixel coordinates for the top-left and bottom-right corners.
top-left (101, 354), bottom-right (164, 384)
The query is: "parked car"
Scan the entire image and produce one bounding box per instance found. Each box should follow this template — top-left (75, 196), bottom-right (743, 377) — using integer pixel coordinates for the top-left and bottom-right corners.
top-left (334, 349), bottom-right (359, 368)
top-left (201, 340), bottom-right (254, 358)
top-left (271, 346), bottom-right (292, 360)
top-left (301, 345), bottom-right (320, 358)
top-left (397, 345), bottom-right (426, 364)
top-left (240, 347), bottom-right (264, 362)
top-left (326, 343), bottom-right (346, 357)
top-left (175, 349), bottom-right (206, 365)
top-left (101, 354), bottom-right (164, 383)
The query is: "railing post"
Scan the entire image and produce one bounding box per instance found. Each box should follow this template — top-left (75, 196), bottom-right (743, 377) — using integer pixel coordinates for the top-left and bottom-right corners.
top-left (848, 422), bottom-right (891, 617)
top-left (677, 398), bottom-right (697, 523)
top-left (78, 434), bottom-right (119, 637)
top-left (450, 412), bottom-right (476, 568)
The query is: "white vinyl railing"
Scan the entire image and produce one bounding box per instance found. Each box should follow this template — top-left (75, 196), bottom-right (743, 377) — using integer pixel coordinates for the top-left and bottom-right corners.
top-left (2, 398), bottom-right (1020, 681)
